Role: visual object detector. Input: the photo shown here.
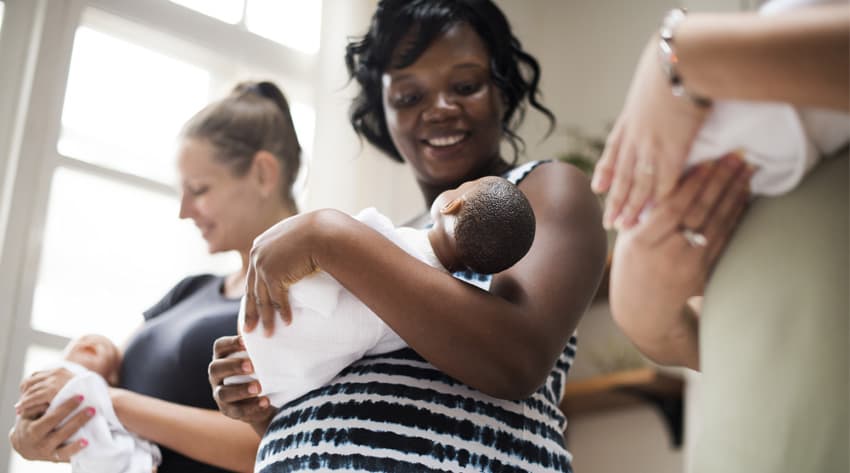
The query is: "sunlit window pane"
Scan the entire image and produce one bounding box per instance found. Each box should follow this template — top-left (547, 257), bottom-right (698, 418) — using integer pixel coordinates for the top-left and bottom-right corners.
top-left (245, 0), bottom-right (322, 54)
top-left (170, 0), bottom-right (244, 24)
top-left (31, 167), bottom-right (240, 343)
top-left (0, 2), bottom-right (5, 36)
top-left (9, 346), bottom-right (69, 473)
top-left (290, 101), bottom-right (315, 157)
top-left (59, 26), bottom-right (212, 184)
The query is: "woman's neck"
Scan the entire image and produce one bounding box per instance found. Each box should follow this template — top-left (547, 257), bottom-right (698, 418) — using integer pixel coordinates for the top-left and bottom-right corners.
top-left (226, 204), bottom-right (299, 298)
top-left (418, 158), bottom-right (513, 207)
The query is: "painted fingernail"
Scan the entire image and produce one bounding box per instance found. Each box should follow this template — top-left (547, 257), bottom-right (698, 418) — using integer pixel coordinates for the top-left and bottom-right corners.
top-left (248, 384), bottom-right (259, 394)
top-left (85, 407), bottom-right (95, 416)
top-left (79, 439), bottom-right (89, 448)
top-left (242, 361), bottom-right (253, 373)
top-left (76, 395), bottom-right (84, 403)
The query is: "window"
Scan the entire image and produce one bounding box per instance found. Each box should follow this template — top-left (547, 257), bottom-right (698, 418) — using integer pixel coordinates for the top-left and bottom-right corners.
top-left (2, 1), bottom-right (326, 470)
top-left (245, 0), bottom-right (322, 54)
top-left (59, 26), bottom-right (213, 184)
top-left (169, 0), bottom-right (323, 54)
top-left (30, 167), bottom-right (238, 343)
top-left (170, 0), bottom-right (243, 24)
top-left (0, 2), bottom-right (5, 35)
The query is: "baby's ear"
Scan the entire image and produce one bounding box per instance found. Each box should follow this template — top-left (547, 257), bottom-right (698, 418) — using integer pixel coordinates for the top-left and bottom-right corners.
top-left (439, 197), bottom-right (464, 215)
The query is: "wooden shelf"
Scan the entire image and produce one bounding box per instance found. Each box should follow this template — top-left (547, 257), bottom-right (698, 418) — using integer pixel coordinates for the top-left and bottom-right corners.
top-left (560, 367), bottom-right (685, 446)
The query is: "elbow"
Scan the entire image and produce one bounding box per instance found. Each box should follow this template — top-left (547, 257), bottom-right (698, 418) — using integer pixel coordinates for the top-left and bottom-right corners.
top-left (478, 351), bottom-right (555, 401)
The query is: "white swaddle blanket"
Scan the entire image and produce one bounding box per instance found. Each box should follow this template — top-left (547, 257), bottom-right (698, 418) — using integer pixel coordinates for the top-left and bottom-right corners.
top-left (685, 0), bottom-right (849, 195)
top-left (44, 361), bottom-right (161, 473)
top-left (228, 208), bottom-right (444, 407)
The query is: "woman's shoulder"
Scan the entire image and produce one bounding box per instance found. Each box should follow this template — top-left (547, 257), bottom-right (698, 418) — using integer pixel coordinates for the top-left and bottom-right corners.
top-left (143, 273), bottom-right (223, 321)
top-left (513, 160), bottom-right (600, 221)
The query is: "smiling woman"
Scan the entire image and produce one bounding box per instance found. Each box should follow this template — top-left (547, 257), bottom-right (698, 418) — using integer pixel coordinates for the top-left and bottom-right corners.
top-left (10, 81), bottom-right (303, 473)
top-left (207, 1), bottom-right (608, 472)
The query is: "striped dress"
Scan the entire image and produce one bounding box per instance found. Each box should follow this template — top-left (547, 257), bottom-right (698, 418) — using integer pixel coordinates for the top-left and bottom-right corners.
top-left (256, 161), bottom-right (576, 472)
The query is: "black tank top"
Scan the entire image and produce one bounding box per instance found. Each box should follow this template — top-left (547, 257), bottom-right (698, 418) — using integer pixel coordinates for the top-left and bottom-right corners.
top-left (120, 274), bottom-right (240, 473)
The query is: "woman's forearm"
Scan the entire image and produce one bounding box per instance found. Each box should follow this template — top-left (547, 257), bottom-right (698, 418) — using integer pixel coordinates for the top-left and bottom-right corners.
top-left (614, 302), bottom-right (700, 371)
top-left (676, 5), bottom-right (849, 110)
top-left (111, 389), bottom-right (260, 472)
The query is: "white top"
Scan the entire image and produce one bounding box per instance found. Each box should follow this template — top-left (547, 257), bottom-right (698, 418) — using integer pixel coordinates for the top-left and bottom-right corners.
top-left (42, 361), bottom-right (161, 473)
top-left (686, 0), bottom-right (849, 195)
top-left (228, 208), bottom-right (445, 407)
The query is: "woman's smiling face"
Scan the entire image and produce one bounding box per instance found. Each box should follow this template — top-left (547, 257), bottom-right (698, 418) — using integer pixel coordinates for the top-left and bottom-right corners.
top-left (176, 138), bottom-right (266, 255)
top-left (381, 22), bottom-right (505, 190)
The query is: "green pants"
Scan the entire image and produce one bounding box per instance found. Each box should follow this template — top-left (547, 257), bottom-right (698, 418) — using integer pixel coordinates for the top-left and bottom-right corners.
top-left (695, 151), bottom-right (848, 473)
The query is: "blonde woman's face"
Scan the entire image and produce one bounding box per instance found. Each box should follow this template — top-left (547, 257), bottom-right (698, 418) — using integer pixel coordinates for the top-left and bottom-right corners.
top-left (177, 139), bottom-right (266, 254)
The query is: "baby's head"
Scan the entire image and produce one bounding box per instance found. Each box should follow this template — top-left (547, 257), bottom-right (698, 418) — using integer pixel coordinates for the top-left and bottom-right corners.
top-left (63, 334), bottom-right (122, 386)
top-left (429, 176), bottom-right (535, 274)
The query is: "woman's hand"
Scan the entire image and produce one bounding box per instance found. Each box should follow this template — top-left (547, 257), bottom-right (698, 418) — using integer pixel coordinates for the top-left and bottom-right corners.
top-left (244, 212), bottom-right (326, 336)
top-left (609, 154), bottom-right (752, 369)
top-left (15, 367), bottom-right (75, 419)
top-left (8, 395), bottom-right (92, 463)
top-left (592, 36), bottom-right (711, 230)
top-left (208, 335), bottom-right (275, 436)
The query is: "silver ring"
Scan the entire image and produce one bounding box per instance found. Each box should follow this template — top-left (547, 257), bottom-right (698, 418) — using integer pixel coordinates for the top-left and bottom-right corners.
top-left (681, 228), bottom-right (708, 247)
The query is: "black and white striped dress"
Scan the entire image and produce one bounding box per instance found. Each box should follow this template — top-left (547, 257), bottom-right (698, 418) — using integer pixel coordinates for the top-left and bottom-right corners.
top-left (256, 161), bottom-right (576, 472)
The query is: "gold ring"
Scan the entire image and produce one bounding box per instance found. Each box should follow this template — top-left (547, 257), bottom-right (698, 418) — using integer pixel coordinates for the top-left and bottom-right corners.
top-left (681, 228), bottom-right (708, 247)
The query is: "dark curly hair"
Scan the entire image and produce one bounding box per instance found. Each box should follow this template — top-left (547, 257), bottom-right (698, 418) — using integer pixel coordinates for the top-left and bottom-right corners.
top-left (345, 0), bottom-right (556, 163)
top-left (455, 176), bottom-right (535, 274)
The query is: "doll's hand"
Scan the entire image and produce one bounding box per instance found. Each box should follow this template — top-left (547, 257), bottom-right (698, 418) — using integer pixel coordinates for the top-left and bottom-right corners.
top-left (15, 367), bottom-right (75, 419)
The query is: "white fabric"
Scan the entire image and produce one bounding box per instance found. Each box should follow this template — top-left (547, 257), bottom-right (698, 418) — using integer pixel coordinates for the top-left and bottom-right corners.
top-left (686, 0), bottom-right (849, 195)
top-left (231, 208), bottom-right (445, 407)
top-left (44, 361), bottom-right (161, 473)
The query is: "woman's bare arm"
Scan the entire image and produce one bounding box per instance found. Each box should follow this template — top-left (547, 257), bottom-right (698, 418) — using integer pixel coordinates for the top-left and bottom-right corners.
top-left (246, 162), bottom-right (607, 399)
top-left (111, 389), bottom-right (260, 473)
top-left (678, 5), bottom-right (850, 110)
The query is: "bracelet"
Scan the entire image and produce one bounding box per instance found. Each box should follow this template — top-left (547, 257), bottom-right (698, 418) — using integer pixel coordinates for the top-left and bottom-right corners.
top-left (657, 8), bottom-right (712, 108)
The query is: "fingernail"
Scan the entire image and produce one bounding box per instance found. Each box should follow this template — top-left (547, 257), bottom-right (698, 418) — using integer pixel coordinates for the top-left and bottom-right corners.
top-left (249, 383), bottom-right (259, 394)
top-left (613, 215), bottom-right (625, 231)
top-left (590, 174), bottom-right (601, 191)
top-left (80, 438), bottom-right (88, 448)
top-left (259, 397), bottom-right (270, 408)
top-left (242, 361), bottom-right (253, 373)
top-left (76, 395), bottom-right (85, 403)
top-left (238, 337), bottom-right (245, 348)
top-left (85, 407), bottom-right (95, 416)
top-left (602, 211), bottom-right (612, 229)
